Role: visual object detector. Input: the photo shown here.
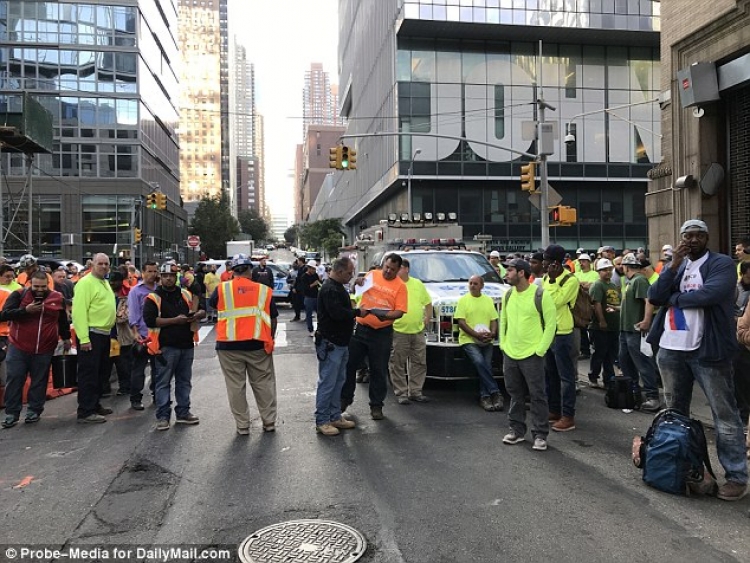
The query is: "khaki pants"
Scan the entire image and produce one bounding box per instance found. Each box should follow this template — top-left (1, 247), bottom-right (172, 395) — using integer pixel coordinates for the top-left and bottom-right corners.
top-left (388, 331), bottom-right (427, 397)
top-left (217, 349), bottom-right (276, 429)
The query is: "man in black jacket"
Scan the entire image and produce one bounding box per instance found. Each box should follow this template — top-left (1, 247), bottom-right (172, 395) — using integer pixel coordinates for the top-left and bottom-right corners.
top-left (314, 257), bottom-right (368, 436)
top-left (143, 263), bottom-right (205, 431)
top-left (251, 257), bottom-right (275, 289)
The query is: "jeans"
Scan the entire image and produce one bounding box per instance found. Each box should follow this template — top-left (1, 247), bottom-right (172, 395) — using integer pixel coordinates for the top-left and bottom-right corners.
top-left (504, 353), bottom-right (548, 438)
top-left (545, 333), bottom-right (576, 417)
top-left (342, 324), bottom-right (394, 409)
top-left (589, 330), bottom-right (619, 382)
top-left (4, 346), bottom-right (53, 417)
top-left (304, 297), bottom-right (317, 333)
top-left (315, 340), bottom-right (349, 426)
top-left (130, 351), bottom-right (155, 403)
top-left (619, 331), bottom-right (659, 400)
top-left (76, 332), bottom-right (111, 418)
top-left (732, 348), bottom-right (750, 423)
top-left (106, 344), bottom-right (133, 394)
top-left (154, 346), bottom-right (194, 421)
top-left (657, 348), bottom-right (748, 484)
top-left (463, 343), bottom-right (499, 398)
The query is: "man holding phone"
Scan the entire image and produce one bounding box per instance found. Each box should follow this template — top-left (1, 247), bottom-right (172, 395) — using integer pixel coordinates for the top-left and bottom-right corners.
top-left (143, 263), bottom-right (205, 431)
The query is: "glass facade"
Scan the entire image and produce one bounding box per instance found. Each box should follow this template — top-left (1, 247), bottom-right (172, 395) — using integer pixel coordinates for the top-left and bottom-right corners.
top-left (0, 1), bottom-right (184, 261)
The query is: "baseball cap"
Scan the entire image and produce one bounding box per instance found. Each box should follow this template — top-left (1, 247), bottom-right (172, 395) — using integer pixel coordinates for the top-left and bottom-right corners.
top-left (530, 252), bottom-right (544, 262)
top-left (578, 253), bottom-right (592, 261)
top-left (596, 246), bottom-right (604, 255)
top-left (543, 244), bottom-right (566, 264)
top-left (489, 250), bottom-right (501, 258)
top-left (621, 253), bottom-right (641, 267)
top-left (680, 219), bottom-right (709, 234)
top-left (596, 258), bottom-right (614, 271)
top-left (505, 258), bottom-right (531, 276)
top-left (602, 245), bottom-right (615, 252)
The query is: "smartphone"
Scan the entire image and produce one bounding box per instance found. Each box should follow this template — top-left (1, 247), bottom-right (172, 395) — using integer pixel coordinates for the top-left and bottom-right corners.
top-left (34, 297), bottom-right (43, 304)
top-left (186, 312), bottom-right (195, 318)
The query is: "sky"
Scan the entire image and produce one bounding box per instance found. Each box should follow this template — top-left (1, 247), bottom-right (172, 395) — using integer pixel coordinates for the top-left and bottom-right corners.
top-left (229, 0), bottom-right (340, 222)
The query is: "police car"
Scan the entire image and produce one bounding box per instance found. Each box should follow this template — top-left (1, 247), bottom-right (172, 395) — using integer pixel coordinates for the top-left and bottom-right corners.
top-left (197, 260), bottom-right (291, 303)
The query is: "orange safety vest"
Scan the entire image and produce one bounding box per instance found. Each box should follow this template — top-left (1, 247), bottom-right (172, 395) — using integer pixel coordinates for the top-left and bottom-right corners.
top-left (145, 288), bottom-right (195, 355)
top-left (215, 278), bottom-right (274, 354)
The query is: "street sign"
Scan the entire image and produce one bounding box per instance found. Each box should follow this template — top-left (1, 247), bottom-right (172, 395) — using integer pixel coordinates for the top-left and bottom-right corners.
top-left (187, 235), bottom-right (200, 248)
top-left (474, 234), bottom-right (493, 241)
top-left (528, 186), bottom-right (562, 210)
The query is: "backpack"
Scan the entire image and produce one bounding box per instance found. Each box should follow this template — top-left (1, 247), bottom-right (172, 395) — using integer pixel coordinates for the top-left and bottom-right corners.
top-left (503, 285), bottom-right (544, 330)
top-left (604, 375), bottom-right (640, 410)
top-left (634, 408), bottom-right (716, 495)
top-left (559, 274), bottom-right (593, 328)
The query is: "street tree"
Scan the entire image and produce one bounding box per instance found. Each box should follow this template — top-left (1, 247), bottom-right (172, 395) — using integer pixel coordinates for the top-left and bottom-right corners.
top-left (299, 218), bottom-right (345, 258)
top-left (284, 225), bottom-right (300, 245)
top-left (238, 208), bottom-right (271, 243)
top-left (190, 193), bottom-right (240, 259)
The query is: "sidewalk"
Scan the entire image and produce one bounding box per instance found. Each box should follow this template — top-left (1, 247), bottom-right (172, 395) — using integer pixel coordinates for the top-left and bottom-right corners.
top-left (574, 358), bottom-right (715, 428)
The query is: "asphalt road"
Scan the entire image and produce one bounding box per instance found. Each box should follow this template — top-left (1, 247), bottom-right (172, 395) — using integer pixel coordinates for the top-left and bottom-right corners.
top-left (1, 307), bottom-right (749, 563)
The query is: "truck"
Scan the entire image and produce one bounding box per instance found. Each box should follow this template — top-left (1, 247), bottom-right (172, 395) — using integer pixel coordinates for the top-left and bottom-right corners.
top-left (226, 240), bottom-right (254, 259)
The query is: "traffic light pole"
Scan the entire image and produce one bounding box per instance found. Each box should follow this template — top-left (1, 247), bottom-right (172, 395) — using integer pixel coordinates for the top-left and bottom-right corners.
top-left (539, 102), bottom-right (550, 249)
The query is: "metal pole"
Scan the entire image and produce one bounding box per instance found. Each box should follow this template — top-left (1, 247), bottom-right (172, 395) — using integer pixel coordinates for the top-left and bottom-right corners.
top-left (408, 148), bottom-right (421, 218)
top-left (538, 41), bottom-right (550, 249)
top-left (26, 154), bottom-right (33, 254)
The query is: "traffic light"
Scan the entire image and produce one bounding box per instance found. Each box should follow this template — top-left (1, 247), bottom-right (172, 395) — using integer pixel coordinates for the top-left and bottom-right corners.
top-left (156, 192), bottom-right (167, 210)
top-left (348, 147), bottom-right (357, 170)
top-left (520, 161), bottom-right (536, 192)
top-left (146, 192), bottom-right (157, 209)
top-left (341, 145), bottom-right (351, 169)
top-left (550, 205), bottom-right (577, 226)
top-left (134, 227), bottom-right (142, 243)
top-left (329, 146), bottom-right (342, 169)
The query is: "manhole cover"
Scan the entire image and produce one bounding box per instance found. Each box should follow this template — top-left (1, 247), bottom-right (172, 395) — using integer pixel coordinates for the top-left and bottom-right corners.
top-left (239, 519), bottom-right (366, 563)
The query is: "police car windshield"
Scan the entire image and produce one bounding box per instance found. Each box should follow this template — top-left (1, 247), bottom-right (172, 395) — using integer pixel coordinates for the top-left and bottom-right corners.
top-left (405, 252), bottom-right (502, 284)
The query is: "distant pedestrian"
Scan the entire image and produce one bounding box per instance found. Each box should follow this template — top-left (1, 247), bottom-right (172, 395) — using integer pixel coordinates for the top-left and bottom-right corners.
top-left (1, 272), bottom-right (71, 428)
top-left (209, 254), bottom-right (278, 435)
top-left (71, 253), bottom-right (117, 423)
top-left (500, 259), bottom-right (556, 451)
top-left (455, 275), bottom-right (502, 412)
top-left (300, 261), bottom-right (322, 336)
top-left (251, 256), bottom-right (275, 289)
top-left (587, 259), bottom-right (620, 388)
top-left (648, 219), bottom-right (747, 501)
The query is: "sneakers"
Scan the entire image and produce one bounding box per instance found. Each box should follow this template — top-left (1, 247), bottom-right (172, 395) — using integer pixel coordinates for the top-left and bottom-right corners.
top-left (263, 423), bottom-right (276, 432)
top-left (155, 419), bottom-right (170, 431)
top-left (480, 397), bottom-right (494, 412)
top-left (236, 427), bottom-right (250, 435)
top-left (397, 396), bottom-right (411, 405)
top-left (551, 416), bottom-right (576, 432)
top-left (490, 392), bottom-right (504, 412)
top-left (409, 394), bottom-right (430, 403)
top-left (131, 402), bottom-right (145, 411)
top-left (532, 437), bottom-right (548, 451)
top-left (78, 414), bottom-right (106, 424)
top-left (640, 398), bottom-right (660, 412)
top-left (24, 412), bottom-right (40, 424)
top-left (316, 423), bottom-right (340, 436)
top-left (175, 413), bottom-right (200, 425)
top-left (548, 412), bottom-right (561, 422)
top-left (717, 481), bottom-right (748, 501)
top-left (331, 417), bottom-right (356, 429)
top-left (97, 407), bottom-right (113, 416)
top-left (370, 406), bottom-right (384, 420)
top-left (2, 415), bottom-right (19, 428)
top-left (502, 431), bottom-right (525, 445)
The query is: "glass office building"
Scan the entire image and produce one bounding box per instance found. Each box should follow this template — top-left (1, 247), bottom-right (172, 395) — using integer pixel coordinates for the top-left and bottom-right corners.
top-left (0, 0), bottom-right (186, 263)
top-left (316, 0), bottom-right (661, 252)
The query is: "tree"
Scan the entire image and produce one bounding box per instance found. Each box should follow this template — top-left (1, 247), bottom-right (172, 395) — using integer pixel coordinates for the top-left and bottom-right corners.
top-left (284, 225), bottom-right (300, 245)
top-left (238, 208), bottom-right (271, 243)
top-left (299, 218), bottom-right (345, 258)
top-left (190, 192), bottom-right (239, 259)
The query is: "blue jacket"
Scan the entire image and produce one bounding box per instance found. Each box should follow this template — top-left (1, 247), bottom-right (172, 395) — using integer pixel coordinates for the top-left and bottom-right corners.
top-left (646, 251), bottom-right (738, 365)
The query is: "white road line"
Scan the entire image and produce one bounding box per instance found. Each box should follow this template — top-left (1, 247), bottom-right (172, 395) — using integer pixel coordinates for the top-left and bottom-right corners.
top-left (197, 325), bottom-right (214, 344)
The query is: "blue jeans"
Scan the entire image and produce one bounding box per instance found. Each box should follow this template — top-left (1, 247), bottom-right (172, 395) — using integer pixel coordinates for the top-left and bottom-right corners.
top-left (619, 331), bottom-right (659, 400)
top-left (315, 340), bottom-right (349, 426)
top-left (342, 324), bottom-right (394, 409)
top-left (463, 343), bottom-right (499, 398)
top-left (4, 345), bottom-right (53, 417)
top-left (657, 348), bottom-right (748, 484)
top-left (545, 333), bottom-right (576, 417)
top-left (304, 297), bottom-right (317, 333)
top-left (154, 346), bottom-right (194, 421)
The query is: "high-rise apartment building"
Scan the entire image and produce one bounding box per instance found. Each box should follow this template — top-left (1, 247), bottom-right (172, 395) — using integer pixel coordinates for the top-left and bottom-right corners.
top-left (253, 112), bottom-right (268, 218)
top-left (0, 0), bottom-right (187, 262)
top-left (315, 1), bottom-right (661, 253)
top-left (178, 0), bottom-right (231, 214)
top-left (302, 63), bottom-right (345, 139)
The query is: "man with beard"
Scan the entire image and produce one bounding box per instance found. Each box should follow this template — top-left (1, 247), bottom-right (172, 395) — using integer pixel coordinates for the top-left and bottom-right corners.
top-left (648, 219), bottom-right (747, 501)
top-left (1, 272), bottom-right (71, 427)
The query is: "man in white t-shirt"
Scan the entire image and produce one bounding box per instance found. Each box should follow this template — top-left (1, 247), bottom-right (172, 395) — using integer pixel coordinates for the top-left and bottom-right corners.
top-left (647, 219), bottom-right (747, 501)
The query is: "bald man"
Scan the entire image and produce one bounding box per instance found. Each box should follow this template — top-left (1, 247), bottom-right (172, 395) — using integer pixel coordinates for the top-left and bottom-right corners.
top-left (72, 253), bottom-right (117, 423)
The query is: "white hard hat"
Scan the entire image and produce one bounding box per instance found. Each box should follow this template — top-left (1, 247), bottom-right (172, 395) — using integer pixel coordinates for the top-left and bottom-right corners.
top-left (578, 253), bottom-right (592, 261)
top-left (489, 251), bottom-right (501, 258)
top-left (596, 258), bottom-right (614, 271)
top-left (306, 260), bottom-right (317, 268)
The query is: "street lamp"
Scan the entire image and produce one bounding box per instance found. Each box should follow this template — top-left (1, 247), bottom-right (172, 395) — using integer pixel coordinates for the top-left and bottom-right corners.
top-left (564, 98), bottom-right (662, 144)
top-left (407, 148), bottom-right (421, 218)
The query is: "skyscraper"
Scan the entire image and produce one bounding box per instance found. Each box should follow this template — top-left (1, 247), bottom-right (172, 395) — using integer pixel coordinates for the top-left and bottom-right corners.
top-left (302, 63), bottom-right (345, 139)
top-left (178, 0), bottom-right (231, 213)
